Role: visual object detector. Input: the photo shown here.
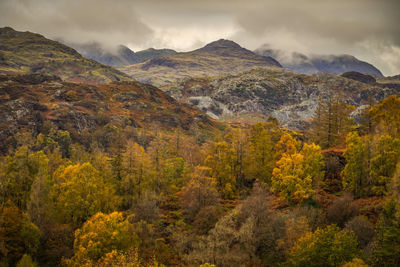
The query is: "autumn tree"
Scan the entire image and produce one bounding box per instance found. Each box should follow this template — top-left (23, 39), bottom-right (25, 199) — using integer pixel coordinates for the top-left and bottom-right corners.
top-left (310, 94), bottom-right (355, 148)
top-left (204, 140), bottom-right (237, 199)
top-left (180, 166), bottom-right (219, 222)
top-left (120, 141), bottom-right (154, 208)
top-left (65, 212), bottom-right (140, 266)
top-left (272, 134), bottom-right (324, 204)
top-left (370, 95), bottom-right (400, 138)
top-left (147, 134), bottom-right (186, 194)
top-left (247, 123), bottom-right (276, 184)
top-left (53, 162), bottom-right (119, 228)
top-left (225, 128), bottom-right (251, 191)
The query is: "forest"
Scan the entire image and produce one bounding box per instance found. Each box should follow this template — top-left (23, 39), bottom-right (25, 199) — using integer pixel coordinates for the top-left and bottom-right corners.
top-left (1, 94), bottom-right (400, 267)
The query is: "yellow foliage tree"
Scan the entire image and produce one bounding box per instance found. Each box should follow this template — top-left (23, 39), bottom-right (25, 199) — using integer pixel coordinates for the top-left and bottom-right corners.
top-left (65, 212), bottom-right (139, 266)
top-left (272, 134), bottom-right (324, 204)
top-left (204, 141), bottom-right (237, 199)
top-left (370, 95), bottom-right (400, 138)
top-left (54, 163), bottom-right (119, 228)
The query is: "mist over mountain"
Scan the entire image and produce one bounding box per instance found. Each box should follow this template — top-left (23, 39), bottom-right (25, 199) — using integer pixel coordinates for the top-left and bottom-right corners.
top-left (1, 0), bottom-right (400, 264)
top-left (66, 42), bottom-right (177, 67)
top-left (254, 45), bottom-right (384, 77)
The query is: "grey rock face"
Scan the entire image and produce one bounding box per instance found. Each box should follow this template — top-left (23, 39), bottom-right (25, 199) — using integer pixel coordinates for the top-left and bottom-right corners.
top-left (162, 68), bottom-right (399, 129)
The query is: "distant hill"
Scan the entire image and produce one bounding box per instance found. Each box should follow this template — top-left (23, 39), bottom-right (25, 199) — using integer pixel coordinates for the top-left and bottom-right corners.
top-left (162, 68), bottom-right (399, 129)
top-left (254, 46), bottom-right (383, 77)
top-left (0, 27), bottom-right (132, 84)
top-left (0, 73), bottom-right (219, 152)
top-left (67, 42), bottom-right (177, 67)
top-left (119, 39), bottom-right (282, 86)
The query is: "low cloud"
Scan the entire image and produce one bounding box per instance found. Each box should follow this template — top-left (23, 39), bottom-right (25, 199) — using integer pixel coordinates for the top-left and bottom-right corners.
top-left (0, 0), bottom-right (399, 75)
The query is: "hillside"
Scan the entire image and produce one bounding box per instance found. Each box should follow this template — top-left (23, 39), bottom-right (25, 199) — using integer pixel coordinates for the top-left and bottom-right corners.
top-left (0, 27), bottom-right (132, 84)
top-left (254, 46), bottom-right (384, 77)
top-left (0, 73), bottom-right (219, 153)
top-left (119, 39), bottom-right (282, 86)
top-left (162, 68), bottom-right (399, 128)
top-left (67, 42), bottom-right (177, 67)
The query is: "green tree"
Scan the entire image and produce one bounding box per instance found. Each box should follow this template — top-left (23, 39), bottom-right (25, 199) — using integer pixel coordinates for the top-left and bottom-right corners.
top-left (0, 147), bottom-right (50, 209)
top-left (0, 201), bottom-right (41, 266)
top-left (16, 254), bottom-right (38, 267)
top-left (372, 197), bottom-right (400, 266)
top-left (287, 225), bottom-right (359, 267)
top-left (342, 132), bottom-right (369, 198)
top-left (370, 135), bottom-right (400, 195)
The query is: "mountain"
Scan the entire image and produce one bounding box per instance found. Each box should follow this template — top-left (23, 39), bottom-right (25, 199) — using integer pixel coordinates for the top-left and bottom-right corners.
top-left (161, 68), bottom-right (399, 129)
top-left (131, 48), bottom-right (178, 64)
top-left (66, 42), bottom-right (137, 67)
top-left (67, 42), bottom-right (177, 67)
top-left (0, 27), bottom-right (132, 84)
top-left (0, 73), bottom-right (219, 153)
top-left (254, 46), bottom-right (383, 77)
top-left (119, 39), bottom-right (282, 86)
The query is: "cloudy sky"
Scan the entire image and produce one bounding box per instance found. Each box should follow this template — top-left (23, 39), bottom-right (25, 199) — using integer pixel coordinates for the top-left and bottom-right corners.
top-left (1, 0), bottom-right (399, 75)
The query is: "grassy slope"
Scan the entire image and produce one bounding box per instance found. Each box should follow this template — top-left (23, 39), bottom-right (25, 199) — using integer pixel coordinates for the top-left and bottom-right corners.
top-left (0, 27), bottom-right (132, 84)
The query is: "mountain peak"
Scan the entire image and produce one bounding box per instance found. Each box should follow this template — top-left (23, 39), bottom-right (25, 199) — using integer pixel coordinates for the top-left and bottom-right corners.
top-left (202, 39), bottom-right (242, 50)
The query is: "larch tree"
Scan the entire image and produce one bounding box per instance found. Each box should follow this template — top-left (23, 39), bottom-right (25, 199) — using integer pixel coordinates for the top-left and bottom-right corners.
top-left (310, 93), bottom-right (355, 148)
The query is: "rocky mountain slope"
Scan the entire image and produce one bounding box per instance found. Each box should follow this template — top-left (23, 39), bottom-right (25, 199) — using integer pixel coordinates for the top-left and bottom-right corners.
top-left (162, 69), bottom-right (399, 129)
top-left (119, 39), bottom-right (281, 86)
top-left (0, 73), bottom-right (218, 153)
top-left (67, 42), bottom-right (177, 67)
top-left (0, 27), bottom-right (132, 84)
top-left (254, 46), bottom-right (383, 77)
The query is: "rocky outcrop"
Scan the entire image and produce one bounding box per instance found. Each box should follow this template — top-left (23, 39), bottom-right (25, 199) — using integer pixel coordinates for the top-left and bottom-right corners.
top-left (162, 68), bottom-right (400, 129)
top-left (0, 74), bottom-right (218, 153)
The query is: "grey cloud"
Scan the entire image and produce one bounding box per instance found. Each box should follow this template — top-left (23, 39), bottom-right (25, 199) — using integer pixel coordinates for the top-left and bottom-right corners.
top-left (0, 0), bottom-right (399, 75)
top-left (0, 0), bottom-right (153, 48)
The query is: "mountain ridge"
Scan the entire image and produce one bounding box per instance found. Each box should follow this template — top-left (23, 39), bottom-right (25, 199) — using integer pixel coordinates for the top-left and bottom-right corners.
top-left (118, 39), bottom-right (281, 86)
